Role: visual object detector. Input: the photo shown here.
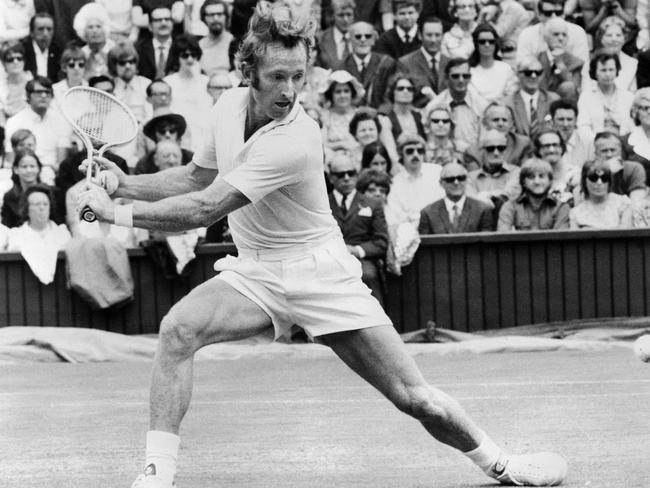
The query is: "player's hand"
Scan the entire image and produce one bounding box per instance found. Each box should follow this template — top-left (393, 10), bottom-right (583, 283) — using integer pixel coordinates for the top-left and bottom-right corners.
top-left (79, 154), bottom-right (127, 191)
top-left (75, 183), bottom-right (115, 223)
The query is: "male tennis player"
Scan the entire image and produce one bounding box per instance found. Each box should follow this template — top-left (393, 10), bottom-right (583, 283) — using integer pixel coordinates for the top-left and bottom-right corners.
top-left (77, 3), bottom-right (568, 487)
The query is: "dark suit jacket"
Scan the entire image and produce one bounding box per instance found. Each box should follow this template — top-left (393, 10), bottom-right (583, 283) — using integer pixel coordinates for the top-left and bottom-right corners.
top-left (503, 89), bottom-right (560, 136)
top-left (637, 49), bottom-right (650, 89)
top-left (135, 38), bottom-right (180, 81)
top-left (329, 192), bottom-right (388, 258)
top-left (418, 197), bottom-right (494, 234)
top-left (21, 37), bottom-right (61, 82)
top-left (386, 109), bottom-right (425, 140)
top-left (374, 28), bottom-right (421, 60)
top-left (396, 49), bottom-right (449, 108)
top-left (338, 52), bottom-right (396, 109)
top-left (316, 27), bottom-right (342, 70)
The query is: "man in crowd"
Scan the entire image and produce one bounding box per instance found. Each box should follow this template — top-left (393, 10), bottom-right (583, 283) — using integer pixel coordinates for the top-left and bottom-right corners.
top-left (199, 0), bottom-right (235, 74)
top-left (136, 6), bottom-right (180, 80)
top-left (593, 130), bottom-right (647, 201)
top-left (317, 0), bottom-right (356, 70)
top-left (22, 12), bottom-right (60, 81)
top-left (146, 79), bottom-right (174, 118)
top-left (550, 99), bottom-right (595, 170)
top-left (206, 70), bottom-right (234, 104)
top-left (419, 162), bottom-right (494, 234)
top-left (374, 0), bottom-right (422, 59)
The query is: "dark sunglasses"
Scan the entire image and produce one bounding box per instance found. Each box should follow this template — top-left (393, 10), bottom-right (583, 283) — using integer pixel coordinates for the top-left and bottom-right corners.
top-left (520, 69), bottom-right (543, 77)
top-left (501, 45), bottom-right (516, 53)
top-left (354, 33), bottom-right (373, 40)
top-left (67, 60), bottom-right (85, 68)
top-left (117, 58), bottom-right (137, 66)
top-left (31, 89), bottom-right (52, 96)
top-left (539, 7), bottom-right (563, 16)
top-left (332, 169), bottom-right (357, 178)
top-left (156, 127), bottom-right (178, 135)
top-left (449, 73), bottom-right (471, 80)
top-left (179, 51), bottom-right (199, 59)
top-left (442, 175), bottom-right (467, 183)
top-left (430, 118), bottom-right (451, 124)
top-left (477, 38), bottom-right (496, 45)
top-left (404, 146), bottom-right (425, 155)
top-left (395, 85), bottom-right (414, 92)
top-left (151, 17), bottom-right (172, 23)
top-left (5, 55), bottom-right (24, 63)
top-left (587, 172), bottom-right (611, 183)
top-left (483, 145), bottom-right (507, 153)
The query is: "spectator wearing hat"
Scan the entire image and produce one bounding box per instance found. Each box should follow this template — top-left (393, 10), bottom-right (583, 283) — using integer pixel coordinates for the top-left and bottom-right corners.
top-left (136, 112), bottom-right (193, 174)
top-left (374, 0), bottom-right (422, 60)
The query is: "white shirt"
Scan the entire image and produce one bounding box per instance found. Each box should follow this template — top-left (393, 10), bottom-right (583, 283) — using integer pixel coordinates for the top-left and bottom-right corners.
top-left (152, 37), bottom-right (172, 70)
top-left (444, 195), bottom-right (466, 222)
top-left (353, 54), bottom-right (371, 73)
top-left (577, 85), bottom-right (634, 135)
top-left (333, 27), bottom-right (348, 60)
top-left (396, 25), bottom-right (418, 44)
top-left (562, 126), bottom-right (595, 169)
top-left (469, 61), bottom-right (518, 102)
top-left (386, 163), bottom-right (444, 226)
top-left (195, 87), bottom-right (339, 251)
top-left (332, 189), bottom-right (355, 210)
top-left (32, 40), bottom-right (48, 77)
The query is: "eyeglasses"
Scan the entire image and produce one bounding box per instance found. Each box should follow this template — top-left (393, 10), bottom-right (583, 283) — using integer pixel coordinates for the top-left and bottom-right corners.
top-left (441, 175), bottom-right (467, 183)
top-left (483, 145), bottom-right (507, 153)
top-left (539, 142), bottom-right (561, 149)
top-left (539, 7), bottom-right (563, 17)
top-left (477, 39), bottom-right (496, 45)
top-left (67, 60), bottom-right (85, 69)
top-left (331, 169), bottom-right (358, 178)
top-left (353, 33), bottom-right (373, 40)
top-left (449, 73), bottom-right (471, 80)
top-left (31, 89), bottom-right (52, 96)
top-left (520, 69), bottom-right (543, 77)
top-left (156, 127), bottom-right (178, 135)
top-left (151, 17), bottom-right (172, 23)
top-left (587, 172), bottom-right (611, 183)
top-left (117, 58), bottom-right (137, 66)
top-left (404, 146), bottom-right (425, 155)
top-left (180, 51), bottom-right (199, 59)
top-left (430, 118), bottom-right (451, 124)
top-left (395, 85), bottom-right (414, 92)
top-left (5, 55), bottom-right (24, 63)
top-left (204, 11), bottom-right (226, 17)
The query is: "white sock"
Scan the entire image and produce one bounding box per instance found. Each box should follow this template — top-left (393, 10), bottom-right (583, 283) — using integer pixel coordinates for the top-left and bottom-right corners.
top-left (463, 431), bottom-right (503, 473)
top-left (144, 430), bottom-right (181, 484)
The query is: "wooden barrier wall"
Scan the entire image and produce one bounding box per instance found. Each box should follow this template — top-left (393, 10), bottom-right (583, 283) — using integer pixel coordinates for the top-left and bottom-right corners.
top-left (1, 230), bottom-right (650, 334)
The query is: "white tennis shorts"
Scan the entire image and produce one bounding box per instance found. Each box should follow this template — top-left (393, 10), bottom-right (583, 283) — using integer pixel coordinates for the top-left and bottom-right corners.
top-left (214, 237), bottom-right (392, 340)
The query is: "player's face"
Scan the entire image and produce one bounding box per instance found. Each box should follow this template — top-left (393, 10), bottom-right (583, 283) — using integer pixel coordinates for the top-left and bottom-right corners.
top-left (249, 43), bottom-right (307, 121)
top-left (27, 191), bottom-right (51, 225)
top-left (204, 4), bottom-right (227, 36)
top-left (395, 6), bottom-right (419, 31)
top-left (524, 171), bottom-right (551, 196)
top-left (420, 21), bottom-right (443, 55)
top-left (552, 109), bottom-right (576, 140)
top-left (15, 155), bottom-right (40, 186)
top-left (354, 119), bottom-right (379, 146)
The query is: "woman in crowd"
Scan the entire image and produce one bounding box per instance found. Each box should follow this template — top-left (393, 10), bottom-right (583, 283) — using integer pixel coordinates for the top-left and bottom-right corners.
top-left (497, 158), bottom-right (571, 231)
top-left (597, 16), bottom-right (637, 92)
top-left (441, 0), bottom-right (479, 59)
top-left (570, 159), bottom-right (632, 228)
top-left (0, 43), bottom-right (32, 124)
top-left (52, 44), bottom-right (88, 105)
top-left (96, 0), bottom-right (137, 42)
top-left (423, 105), bottom-right (459, 164)
top-left (622, 88), bottom-right (650, 181)
top-left (384, 73), bottom-right (424, 142)
top-left (6, 184), bottom-right (71, 252)
top-left (164, 34), bottom-right (212, 153)
top-left (468, 23), bottom-right (518, 102)
top-left (74, 2), bottom-right (115, 80)
top-left (577, 50), bottom-right (634, 135)
top-left (361, 142), bottom-right (392, 174)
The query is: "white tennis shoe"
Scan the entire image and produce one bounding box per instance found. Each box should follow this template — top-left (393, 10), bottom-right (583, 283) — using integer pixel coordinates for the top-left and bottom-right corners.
top-left (130, 464), bottom-right (176, 488)
top-left (489, 452), bottom-right (568, 486)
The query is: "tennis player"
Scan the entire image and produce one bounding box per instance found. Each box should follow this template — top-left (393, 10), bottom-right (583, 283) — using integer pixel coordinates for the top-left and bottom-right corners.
top-left (77, 3), bottom-right (567, 487)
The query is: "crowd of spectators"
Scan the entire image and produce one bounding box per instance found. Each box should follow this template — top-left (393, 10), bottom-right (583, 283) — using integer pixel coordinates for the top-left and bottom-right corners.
top-left (2, 0), bottom-right (650, 302)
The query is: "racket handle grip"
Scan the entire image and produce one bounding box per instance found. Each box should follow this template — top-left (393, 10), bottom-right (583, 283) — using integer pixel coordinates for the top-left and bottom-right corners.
top-left (81, 206), bottom-right (97, 222)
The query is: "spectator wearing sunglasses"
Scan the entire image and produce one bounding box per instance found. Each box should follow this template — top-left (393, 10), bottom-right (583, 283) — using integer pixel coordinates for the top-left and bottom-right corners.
top-left (137, 112), bottom-right (193, 175)
top-left (419, 161), bottom-right (493, 233)
top-left (383, 72), bottom-right (425, 142)
top-left (0, 0), bottom-right (34, 45)
top-left (135, 6), bottom-right (181, 81)
top-left (441, 0), bottom-right (479, 60)
top-left (529, 128), bottom-right (579, 204)
top-left (73, 3), bottom-right (115, 80)
top-left (51, 45), bottom-right (88, 112)
top-left (593, 130), bottom-right (647, 201)
top-left (504, 57), bottom-right (559, 136)
top-left (0, 43), bottom-right (32, 123)
top-left (570, 158), bottom-right (633, 228)
top-left (426, 57), bottom-right (488, 152)
top-left (423, 105), bottom-right (460, 165)
top-left (497, 158), bottom-right (570, 231)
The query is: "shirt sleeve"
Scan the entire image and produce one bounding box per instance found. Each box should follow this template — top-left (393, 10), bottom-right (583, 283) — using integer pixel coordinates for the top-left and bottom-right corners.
top-left (625, 162), bottom-right (647, 193)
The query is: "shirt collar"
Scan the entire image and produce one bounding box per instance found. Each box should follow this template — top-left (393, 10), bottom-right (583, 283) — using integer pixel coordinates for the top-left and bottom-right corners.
top-left (519, 90), bottom-right (539, 105)
top-left (516, 192), bottom-right (558, 206)
top-left (444, 195), bottom-right (466, 212)
top-left (153, 37), bottom-right (172, 50)
top-left (477, 163), bottom-right (513, 177)
top-left (32, 40), bottom-right (48, 54)
top-left (396, 25), bottom-right (418, 42)
top-left (333, 189), bottom-right (355, 205)
top-left (333, 27), bottom-right (345, 43)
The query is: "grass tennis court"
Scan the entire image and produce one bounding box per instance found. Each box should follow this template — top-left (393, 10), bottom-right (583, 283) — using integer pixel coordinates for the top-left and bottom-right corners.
top-left (1, 347), bottom-right (648, 487)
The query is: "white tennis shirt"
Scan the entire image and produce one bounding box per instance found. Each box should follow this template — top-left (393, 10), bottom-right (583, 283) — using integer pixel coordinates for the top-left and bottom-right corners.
top-left (195, 87), bottom-right (340, 251)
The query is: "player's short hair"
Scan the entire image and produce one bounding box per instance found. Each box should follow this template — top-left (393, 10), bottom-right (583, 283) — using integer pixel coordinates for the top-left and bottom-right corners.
top-left (236, 1), bottom-right (316, 83)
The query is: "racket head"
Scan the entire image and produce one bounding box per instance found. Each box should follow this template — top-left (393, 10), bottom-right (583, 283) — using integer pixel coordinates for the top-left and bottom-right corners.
top-left (61, 86), bottom-right (138, 150)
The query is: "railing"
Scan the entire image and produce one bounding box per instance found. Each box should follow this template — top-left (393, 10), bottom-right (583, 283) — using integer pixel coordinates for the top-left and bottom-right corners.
top-left (2, 230), bottom-right (649, 334)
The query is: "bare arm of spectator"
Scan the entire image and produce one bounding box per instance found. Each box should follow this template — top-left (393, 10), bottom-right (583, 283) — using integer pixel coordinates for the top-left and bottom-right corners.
top-left (620, 201), bottom-right (634, 227)
top-left (496, 200), bottom-right (515, 231)
top-left (553, 202), bottom-right (571, 229)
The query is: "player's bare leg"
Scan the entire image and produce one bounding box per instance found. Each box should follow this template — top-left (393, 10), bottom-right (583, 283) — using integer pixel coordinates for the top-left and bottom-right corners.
top-left (132, 279), bottom-right (272, 488)
top-left (321, 325), bottom-right (568, 486)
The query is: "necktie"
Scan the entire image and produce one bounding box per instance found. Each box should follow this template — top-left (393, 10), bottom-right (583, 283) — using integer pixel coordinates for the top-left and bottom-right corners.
top-left (156, 46), bottom-right (166, 79)
top-left (342, 34), bottom-right (350, 59)
top-left (451, 204), bottom-right (460, 229)
top-left (404, 33), bottom-right (410, 44)
top-left (530, 97), bottom-right (537, 124)
top-left (340, 197), bottom-right (347, 215)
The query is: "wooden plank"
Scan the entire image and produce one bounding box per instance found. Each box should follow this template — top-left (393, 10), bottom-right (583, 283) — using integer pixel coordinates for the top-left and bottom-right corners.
top-left (416, 247), bottom-right (435, 333)
top-left (529, 242), bottom-right (548, 325)
top-left (23, 268), bottom-right (41, 326)
top-left (449, 245), bottom-right (468, 331)
top-left (465, 243), bottom-right (484, 332)
top-left (399, 256), bottom-right (421, 332)
top-left (497, 244), bottom-right (516, 328)
top-left (611, 239), bottom-right (630, 317)
top-left (431, 246), bottom-right (452, 330)
top-left (627, 238), bottom-right (645, 316)
top-left (384, 273), bottom-right (404, 333)
top-left (545, 241), bottom-right (564, 322)
top-left (593, 239), bottom-right (613, 317)
top-left (138, 257), bottom-right (159, 334)
top-left (577, 239), bottom-right (597, 319)
top-left (55, 260), bottom-right (73, 327)
top-left (480, 244), bottom-right (500, 330)
top-left (512, 243), bottom-right (532, 326)
top-left (562, 240), bottom-right (581, 320)
top-left (0, 259), bottom-right (9, 326)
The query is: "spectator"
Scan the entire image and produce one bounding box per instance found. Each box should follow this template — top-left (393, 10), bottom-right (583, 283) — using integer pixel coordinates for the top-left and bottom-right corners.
top-left (468, 23), bottom-right (518, 102)
top-left (32, 0), bottom-right (92, 50)
top-left (0, 0), bottom-right (35, 45)
top-left (464, 102), bottom-right (533, 170)
top-left (580, 0), bottom-right (637, 37)
top-left (537, 17), bottom-right (583, 101)
top-left (531, 129), bottom-right (580, 203)
top-left (356, 167), bottom-right (392, 205)
top-left (135, 5), bottom-right (180, 81)
top-left (418, 0), bottom-right (454, 31)
top-left (419, 161), bottom-right (493, 233)
top-left (136, 112), bottom-right (192, 174)
top-left (570, 158), bottom-right (633, 228)
top-left (131, 0), bottom-right (185, 40)
top-left (374, 0), bottom-right (422, 59)
top-left (386, 132), bottom-right (444, 228)
top-left (597, 16), bottom-right (638, 92)
top-left (145, 78), bottom-right (173, 118)
top-left (206, 70), bottom-right (233, 105)
top-left (349, 109), bottom-right (383, 156)
top-left (637, 44), bottom-right (650, 89)
top-left (422, 106), bottom-right (459, 166)
top-left (339, 21), bottom-right (396, 109)
top-left (109, 42), bottom-right (152, 124)
top-left (396, 16), bottom-right (448, 108)
top-left (164, 35), bottom-right (212, 153)
top-left (498, 158), bottom-right (571, 230)
top-left (442, 0), bottom-right (479, 59)
top-left (51, 44), bottom-right (88, 107)
top-left (577, 50), bottom-right (634, 135)
top-left (4, 76), bottom-right (71, 176)
top-left (74, 2), bottom-right (115, 79)
top-left (384, 72), bottom-right (425, 141)
top-left (466, 128), bottom-right (520, 214)
top-left (317, 0), bottom-right (355, 70)
top-left (2, 151), bottom-right (62, 228)
top-left (485, 0), bottom-right (533, 48)
top-left (150, 139), bottom-right (182, 171)
top-left (550, 99), bottom-right (595, 170)
top-left (6, 183), bottom-right (70, 252)
top-left (21, 11), bottom-right (60, 81)
top-left (0, 44), bottom-right (32, 123)
top-left (504, 57), bottom-right (559, 137)
top-left (361, 141), bottom-right (392, 173)
top-left (426, 57), bottom-right (488, 152)
top-left (0, 221), bottom-right (8, 250)
top-left (95, 0), bottom-right (137, 42)
top-left (198, 0), bottom-right (235, 75)
top-left (328, 151), bottom-right (388, 305)
top-left (352, 0), bottom-right (392, 33)
top-left (622, 87), bottom-right (650, 180)
top-left (593, 130), bottom-right (647, 200)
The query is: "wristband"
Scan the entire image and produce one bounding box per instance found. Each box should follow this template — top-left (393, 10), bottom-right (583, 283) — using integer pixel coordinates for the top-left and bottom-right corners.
top-left (114, 203), bottom-right (134, 228)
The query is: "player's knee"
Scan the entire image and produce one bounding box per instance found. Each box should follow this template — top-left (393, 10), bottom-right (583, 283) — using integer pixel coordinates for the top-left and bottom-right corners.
top-left (158, 314), bottom-right (201, 357)
top-left (395, 385), bottom-right (448, 423)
